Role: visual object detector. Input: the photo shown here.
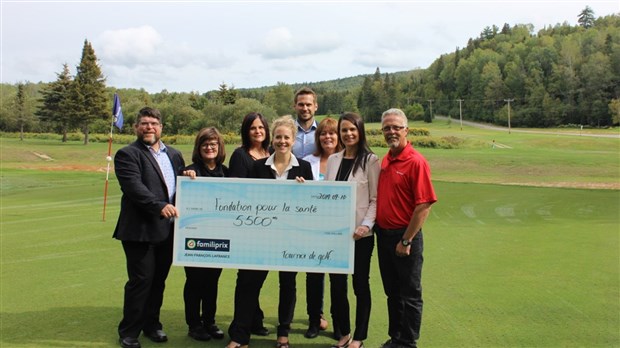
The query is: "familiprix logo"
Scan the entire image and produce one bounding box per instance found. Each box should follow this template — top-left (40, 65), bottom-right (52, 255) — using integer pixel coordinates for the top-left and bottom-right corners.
top-left (185, 238), bottom-right (230, 252)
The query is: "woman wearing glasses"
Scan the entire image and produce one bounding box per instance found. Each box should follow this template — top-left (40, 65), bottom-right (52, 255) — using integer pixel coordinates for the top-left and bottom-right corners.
top-left (326, 112), bottom-right (380, 348)
top-left (181, 127), bottom-right (228, 341)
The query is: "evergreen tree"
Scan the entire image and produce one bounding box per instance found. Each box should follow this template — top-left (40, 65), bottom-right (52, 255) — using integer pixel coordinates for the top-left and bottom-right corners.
top-left (73, 39), bottom-right (107, 144)
top-left (481, 26), bottom-right (494, 40)
top-left (320, 90), bottom-right (349, 115)
top-left (384, 73), bottom-right (399, 109)
top-left (501, 23), bottom-right (511, 35)
top-left (578, 6), bottom-right (595, 29)
top-left (609, 99), bottom-right (620, 125)
top-left (217, 82), bottom-right (238, 105)
top-left (371, 67), bottom-right (380, 81)
top-left (36, 63), bottom-right (74, 142)
top-left (361, 68), bottom-right (386, 121)
top-left (188, 92), bottom-right (206, 110)
top-left (14, 83), bottom-right (28, 140)
top-left (357, 75), bottom-right (373, 117)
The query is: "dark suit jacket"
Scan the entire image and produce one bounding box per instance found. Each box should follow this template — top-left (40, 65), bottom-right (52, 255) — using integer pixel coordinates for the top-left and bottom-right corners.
top-left (113, 141), bottom-right (185, 242)
top-left (249, 156), bottom-right (313, 181)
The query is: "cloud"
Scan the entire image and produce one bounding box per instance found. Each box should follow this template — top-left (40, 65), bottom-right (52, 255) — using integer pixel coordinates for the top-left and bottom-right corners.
top-left (98, 25), bottom-right (240, 92)
top-left (351, 31), bottom-right (423, 70)
top-left (352, 49), bottom-right (416, 70)
top-left (99, 25), bottom-right (234, 68)
top-left (251, 27), bottom-right (342, 59)
top-left (99, 26), bottom-right (163, 67)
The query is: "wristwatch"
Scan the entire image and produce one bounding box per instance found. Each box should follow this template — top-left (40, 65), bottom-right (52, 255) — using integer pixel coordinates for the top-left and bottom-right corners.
top-left (401, 239), bottom-right (411, 246)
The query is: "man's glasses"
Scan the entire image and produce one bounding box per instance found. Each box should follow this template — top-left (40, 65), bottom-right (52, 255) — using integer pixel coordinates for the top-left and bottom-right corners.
top-left (138, 122), bottom-right (161, 128)
top-left (381, 125), bottom-right (406, 132)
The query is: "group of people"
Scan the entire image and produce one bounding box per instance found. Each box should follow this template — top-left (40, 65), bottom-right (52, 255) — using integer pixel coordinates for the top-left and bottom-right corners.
top-left (113, 87), bottom-right (437, 348)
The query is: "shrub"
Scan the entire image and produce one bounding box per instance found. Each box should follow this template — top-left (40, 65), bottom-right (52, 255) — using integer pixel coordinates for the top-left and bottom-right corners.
top-left (366, 127), bottom-right (429, 136)
top-left (1, 131), bottom-right (461, 149)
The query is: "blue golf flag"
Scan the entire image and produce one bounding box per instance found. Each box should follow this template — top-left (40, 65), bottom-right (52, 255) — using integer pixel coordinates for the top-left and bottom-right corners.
top-left (112, 93), bottom-right (124, 129)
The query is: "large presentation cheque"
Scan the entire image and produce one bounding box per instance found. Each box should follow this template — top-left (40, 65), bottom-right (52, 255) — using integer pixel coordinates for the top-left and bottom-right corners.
top-left (173, 176), bottom-right (356, 274)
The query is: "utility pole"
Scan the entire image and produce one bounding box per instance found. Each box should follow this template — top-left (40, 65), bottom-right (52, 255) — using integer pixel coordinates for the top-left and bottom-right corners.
top-left (427, 99), bottom-right (434, 120)
top-left (504, 98), bottom-right (514, 134)
top-left (457, 99), bottom-right (464, 130)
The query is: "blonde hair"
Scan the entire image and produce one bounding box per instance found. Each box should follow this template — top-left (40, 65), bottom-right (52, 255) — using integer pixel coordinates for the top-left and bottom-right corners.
top-left (271, 115), bottom-right (297, 138)
top-left (313, 117), bottom-right (342, 156)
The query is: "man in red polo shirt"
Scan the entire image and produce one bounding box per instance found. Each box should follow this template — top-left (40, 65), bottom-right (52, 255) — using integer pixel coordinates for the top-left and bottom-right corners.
top-left (375, 108), bottom-right (437, 348)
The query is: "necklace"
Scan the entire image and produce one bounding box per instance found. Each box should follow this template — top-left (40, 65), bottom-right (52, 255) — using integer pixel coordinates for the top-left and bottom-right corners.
top-left (336, 158), bottom-right (354, 181)
top-left (249, 148), bottom-right (268, 160)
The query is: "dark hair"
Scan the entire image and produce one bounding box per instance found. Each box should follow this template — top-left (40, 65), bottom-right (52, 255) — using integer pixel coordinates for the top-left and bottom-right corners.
top-left (338, 112), bottom-right (373, 175)
top-left (294, 87), bottom-right (317, 104)
top-left (136, 107), bottom-right (161, 123)
top-left (192, 127), bottom-right (226, 165)
top-left (313, 117), bottom-right (342, 157)
top-left (240, 112), bottom-right (270, 152)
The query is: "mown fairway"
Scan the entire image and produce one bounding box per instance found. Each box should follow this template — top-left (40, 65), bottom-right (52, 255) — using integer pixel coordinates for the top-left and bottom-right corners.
top-left (1, 122), bottom-right (619, 347)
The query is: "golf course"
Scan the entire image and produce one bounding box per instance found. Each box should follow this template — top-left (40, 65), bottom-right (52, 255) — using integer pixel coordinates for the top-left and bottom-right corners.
top-left (1, 120), bottom-right (618, 347)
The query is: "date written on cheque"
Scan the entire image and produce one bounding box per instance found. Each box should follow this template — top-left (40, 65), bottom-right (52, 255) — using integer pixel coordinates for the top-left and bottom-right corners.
top-left (311, 193), bottom-right (348, 200)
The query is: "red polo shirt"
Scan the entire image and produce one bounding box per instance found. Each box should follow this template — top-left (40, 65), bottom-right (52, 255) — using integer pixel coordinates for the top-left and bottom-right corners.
top-left (376, 142), bottom-right (437, 229)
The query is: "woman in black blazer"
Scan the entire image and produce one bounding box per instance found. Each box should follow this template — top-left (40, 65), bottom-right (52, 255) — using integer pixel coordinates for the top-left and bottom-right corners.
top-left (228, 112), bottom-right (272, 336)
top-left (227, 115), bottom-right (314, 348)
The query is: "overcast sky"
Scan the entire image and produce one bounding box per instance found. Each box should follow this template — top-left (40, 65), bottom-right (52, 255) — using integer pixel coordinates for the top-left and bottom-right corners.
top-left (1, 0), bottom-right (618, 93)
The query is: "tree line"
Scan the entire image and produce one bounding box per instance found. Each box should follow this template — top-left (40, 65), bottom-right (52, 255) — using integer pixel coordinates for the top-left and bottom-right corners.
top-left (1, 7), bottom-right (618, 143)
top-left (408, 7), bottom-right (620, 128)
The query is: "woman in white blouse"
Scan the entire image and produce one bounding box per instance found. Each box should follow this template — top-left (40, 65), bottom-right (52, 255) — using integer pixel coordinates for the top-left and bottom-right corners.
top-left (303, 117), bottom-right (343, 338)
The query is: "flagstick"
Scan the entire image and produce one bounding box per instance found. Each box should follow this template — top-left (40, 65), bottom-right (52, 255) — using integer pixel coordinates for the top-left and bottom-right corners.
top-left (102, 121), bottom-right (114, 222)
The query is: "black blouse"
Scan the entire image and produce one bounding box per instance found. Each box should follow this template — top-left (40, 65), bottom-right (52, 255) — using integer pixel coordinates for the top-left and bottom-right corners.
top-left (185, 162), bottom-right (228, 178)
top-left (228, 147), bottom-right (254, 178)
top-left (335, 158), bottom-right (354, 182)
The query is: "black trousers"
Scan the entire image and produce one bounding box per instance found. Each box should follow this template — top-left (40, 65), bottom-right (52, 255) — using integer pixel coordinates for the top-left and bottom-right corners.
top-left (118, 235), bottom-right (173, 338)
top-left (329, 235), bottom-right (374, 341)
top-left (183, 266), bottom-right (223, 328)
top-left (228, 269), bottom-right (297, 344)
top-left (376, 226), bottom-right (424, 348)
top-left (305, 272), bottom-right (325, 326)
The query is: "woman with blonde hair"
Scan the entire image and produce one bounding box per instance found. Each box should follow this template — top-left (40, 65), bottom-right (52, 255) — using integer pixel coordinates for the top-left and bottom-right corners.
top-left (227, 115), bottom-right (314, 348)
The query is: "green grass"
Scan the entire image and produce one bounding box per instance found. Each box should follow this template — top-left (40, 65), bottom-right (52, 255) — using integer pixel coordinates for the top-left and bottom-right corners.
top-left (1, 125), bottom-right (619, 347)
top-left (410, 120), bottom-right (620, 189)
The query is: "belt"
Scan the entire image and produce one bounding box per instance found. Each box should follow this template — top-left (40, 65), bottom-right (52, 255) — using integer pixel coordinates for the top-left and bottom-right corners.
top-left (374, 225), bottom-right (407, 236)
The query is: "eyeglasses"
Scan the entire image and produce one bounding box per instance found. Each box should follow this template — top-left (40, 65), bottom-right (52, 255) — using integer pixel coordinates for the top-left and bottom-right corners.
top-left (201, 142), bottom-right (219, 149)
top-left (381, 125), bottom-right (406, 132)
top-left (138, 122), bottom-right (161, 128)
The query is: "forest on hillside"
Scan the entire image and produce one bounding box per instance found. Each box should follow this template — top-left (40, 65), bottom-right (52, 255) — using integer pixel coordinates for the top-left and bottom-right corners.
top-left (1, 7), bottom-right (618, 141)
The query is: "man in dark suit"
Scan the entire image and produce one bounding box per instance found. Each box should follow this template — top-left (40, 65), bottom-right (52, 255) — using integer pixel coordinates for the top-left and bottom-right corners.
top-left (113, 107), bottom-right (186, 348)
